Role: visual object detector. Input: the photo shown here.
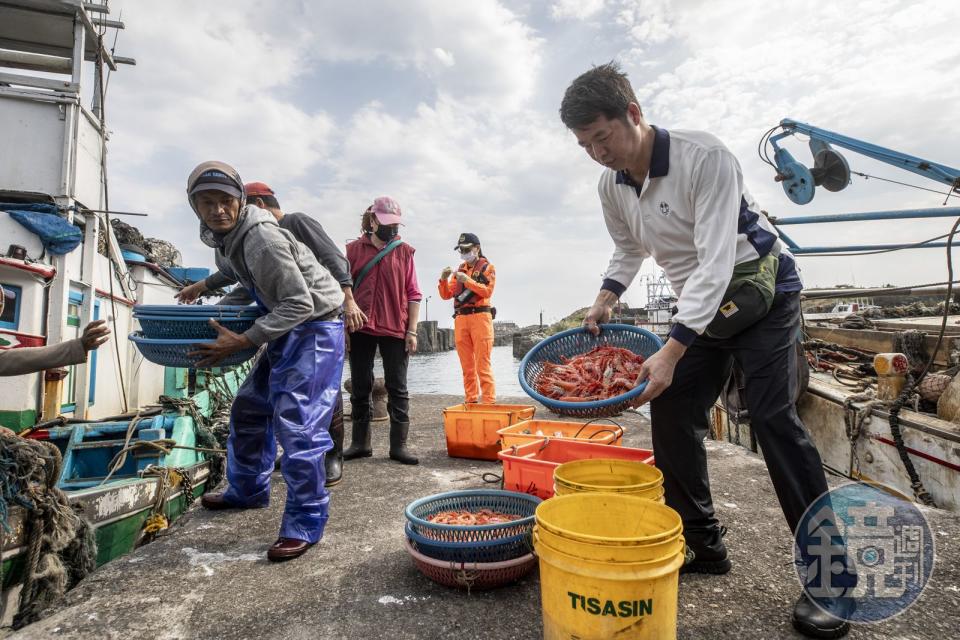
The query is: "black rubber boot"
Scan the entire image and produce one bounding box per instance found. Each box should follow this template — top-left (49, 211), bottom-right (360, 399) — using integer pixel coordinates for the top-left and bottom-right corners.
top-left (324, 396), bottom-right (344, 486)
top-left (792, 592), bottom-right (852, 639)
top-left (343, 417), bottom-right (372, 460)
top-left (680, 526), bottom-right (731, 575)
top-left (388, 421), bottom-right (418, 465)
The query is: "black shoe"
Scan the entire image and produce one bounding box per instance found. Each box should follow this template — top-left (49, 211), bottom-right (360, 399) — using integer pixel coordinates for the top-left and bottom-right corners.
top-left (388, 421), bottom-right (418, 465)
top-left (200, 493), bottom-right (267, 510)
top-left (343, 416), bottom-right (372, 460)
top-left (792, 592), bottom-right (852, 638)
top-left (325, 395), bottom-right (344, 486)
top-left (680, 544), bottom-right (732, 575)
top-left (680, 525), bottom-right (730, 574)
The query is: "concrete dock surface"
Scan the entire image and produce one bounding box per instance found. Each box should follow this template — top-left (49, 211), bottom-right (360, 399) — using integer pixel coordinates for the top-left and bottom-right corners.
top-left (10, 394), bottom-right (960, 640)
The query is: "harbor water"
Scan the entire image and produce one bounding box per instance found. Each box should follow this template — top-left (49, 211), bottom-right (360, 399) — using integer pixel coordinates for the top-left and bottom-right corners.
top-left (347, 345), bottom-right (526, 398)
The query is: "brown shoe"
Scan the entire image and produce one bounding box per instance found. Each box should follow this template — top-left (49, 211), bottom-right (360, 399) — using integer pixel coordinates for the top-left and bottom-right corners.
top-left (267, 537), bottom-right (314, 562)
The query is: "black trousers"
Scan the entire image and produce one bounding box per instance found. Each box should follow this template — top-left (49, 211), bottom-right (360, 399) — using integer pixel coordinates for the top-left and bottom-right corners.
top-left (348, 332), bottom-right (410, 424)
top-left (651, 291), bottom-right (829, 552)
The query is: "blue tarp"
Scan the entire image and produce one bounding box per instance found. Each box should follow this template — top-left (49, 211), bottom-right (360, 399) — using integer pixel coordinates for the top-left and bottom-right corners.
top-left (0, 202), bottom-right (82, 255)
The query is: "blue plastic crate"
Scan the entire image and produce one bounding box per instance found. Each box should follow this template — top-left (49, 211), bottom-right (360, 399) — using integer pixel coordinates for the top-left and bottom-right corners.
top-left (129, 332), bottom-right (258, 368)
top-left (518, 324), bottom-right (662, 418)
top-left (166, 266), bottom-right (211, 283)
top-left (135, 315), bottom-right (258, 340)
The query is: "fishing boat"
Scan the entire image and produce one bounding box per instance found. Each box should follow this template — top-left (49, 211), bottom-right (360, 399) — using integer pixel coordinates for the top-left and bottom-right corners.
top-left (712, 119), bottom-right (960, 512)
top-left (0, 0), bottom-right (244, 626)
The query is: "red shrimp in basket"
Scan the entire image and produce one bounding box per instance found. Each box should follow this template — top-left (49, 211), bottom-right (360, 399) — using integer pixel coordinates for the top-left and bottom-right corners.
top-left (534, 345), bottom-right (646, 402)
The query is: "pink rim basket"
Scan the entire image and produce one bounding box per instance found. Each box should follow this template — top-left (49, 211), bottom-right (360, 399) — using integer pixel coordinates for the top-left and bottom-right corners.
top-left (404, 537), bottom-right (536, 591)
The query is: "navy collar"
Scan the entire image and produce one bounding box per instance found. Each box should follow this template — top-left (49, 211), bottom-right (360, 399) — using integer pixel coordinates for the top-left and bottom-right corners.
top-left (615, 125), bottom-right (670, 193)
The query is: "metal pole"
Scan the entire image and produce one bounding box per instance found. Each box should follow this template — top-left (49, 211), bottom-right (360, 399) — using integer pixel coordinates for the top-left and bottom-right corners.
top-left (0, 50), bottom-right (72, 74)
top-left (77, 208), bottom-right (148, 217)
top-left (771, 207), bottom-right (960, 225)
top-left (802, 283), bottom-right (960, 299)
top-left (792, 242), bottom-right (954, 254)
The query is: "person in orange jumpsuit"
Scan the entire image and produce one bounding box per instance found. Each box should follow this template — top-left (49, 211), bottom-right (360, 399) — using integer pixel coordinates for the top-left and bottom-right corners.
top-left (438, 233), bottom-right (497, 404)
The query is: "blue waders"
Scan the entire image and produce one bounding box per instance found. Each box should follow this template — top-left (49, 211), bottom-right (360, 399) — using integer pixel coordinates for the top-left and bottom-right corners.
top-left (222, 319), bottom-right (344, 543)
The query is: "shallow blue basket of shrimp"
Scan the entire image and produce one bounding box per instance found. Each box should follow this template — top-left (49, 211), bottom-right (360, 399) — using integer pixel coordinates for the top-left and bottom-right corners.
top-left (518, 324), bottom-right (663, 418)
top-left (404, 490), bottom-right (540, 552)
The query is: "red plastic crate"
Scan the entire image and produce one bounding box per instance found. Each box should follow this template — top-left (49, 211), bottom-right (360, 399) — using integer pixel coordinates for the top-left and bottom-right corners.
top-left (442, 403), bottom-right (536, 461)
top-left (497, 438), bottom-right (654, 500)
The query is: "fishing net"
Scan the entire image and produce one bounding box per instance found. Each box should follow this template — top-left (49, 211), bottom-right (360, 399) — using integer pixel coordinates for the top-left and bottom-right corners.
top-left (894, 330), bottom-right (929, 375)
top-left (1, 430), bottom-right (96, 628)
top-left (143, 238), bottom-right (182, 268)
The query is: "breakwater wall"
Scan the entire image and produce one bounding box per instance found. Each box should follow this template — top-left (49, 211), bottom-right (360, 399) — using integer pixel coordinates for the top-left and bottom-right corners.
top-left (416, 320), bottom-right (455, 353)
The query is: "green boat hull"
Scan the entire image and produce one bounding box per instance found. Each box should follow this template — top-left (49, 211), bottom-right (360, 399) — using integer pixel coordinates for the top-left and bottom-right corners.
top-left (2, 367), bottom-right (247, 592)
top-left (2, 466), bottom-right (209, 590)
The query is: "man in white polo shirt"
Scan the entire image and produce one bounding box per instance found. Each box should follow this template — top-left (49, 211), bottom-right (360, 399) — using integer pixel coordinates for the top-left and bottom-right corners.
top-left (560, 62), bottom-right (854, 638)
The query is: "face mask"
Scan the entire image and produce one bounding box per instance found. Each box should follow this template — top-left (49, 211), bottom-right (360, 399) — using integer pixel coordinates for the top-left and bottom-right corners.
top-left (461, 249), bottom-right (478, 264)
top-left (374, 224), bottom-right (398, 242)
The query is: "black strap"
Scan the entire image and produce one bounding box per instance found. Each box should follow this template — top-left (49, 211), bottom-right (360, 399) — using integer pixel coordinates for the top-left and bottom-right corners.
top-left (455, 306), bottom-right (492, 316)
top-left (453, 260), bottom-right (490, 308)
top-left (354, 239), bottom-right (403, 291)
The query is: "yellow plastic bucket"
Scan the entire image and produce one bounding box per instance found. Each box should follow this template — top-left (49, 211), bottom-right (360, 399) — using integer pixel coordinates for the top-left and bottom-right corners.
top-left (554, 458), bottom-right (664, 502)
top-left (535, 524), bottom-right (684, 564)
top-left (556, 482), bottom-right (665, 503)
top-left (536, 492), bottom-right (681, 548)
top-left (534, 494), bottom-right (685, 640)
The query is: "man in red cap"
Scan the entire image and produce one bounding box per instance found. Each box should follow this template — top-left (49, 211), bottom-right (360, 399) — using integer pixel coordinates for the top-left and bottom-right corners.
top-left (178, 181), bottom-right (361, 487)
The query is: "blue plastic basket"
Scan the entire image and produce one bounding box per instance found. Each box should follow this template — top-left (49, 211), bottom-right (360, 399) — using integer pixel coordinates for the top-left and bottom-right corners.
top-left (129, 332), bottom-right (258, 368)
top-left (405, 490), bottom-right (540, 544)
top-left (133, 304), bottom-right (261, 316)
top-left (405, 522), bottom-right (531, 564)
top-left (518, 324), bottom-right (663, 418)
top-left (135, 315), bottom-right (258, 340)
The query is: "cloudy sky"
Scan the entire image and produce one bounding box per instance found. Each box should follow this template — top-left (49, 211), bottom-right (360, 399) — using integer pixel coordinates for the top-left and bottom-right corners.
top-left (101, 0), bottom-right (960, 328)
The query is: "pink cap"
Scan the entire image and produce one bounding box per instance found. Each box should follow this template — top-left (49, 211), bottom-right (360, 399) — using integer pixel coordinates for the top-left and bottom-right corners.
top-left (370, 196), bottom-right (403, 225)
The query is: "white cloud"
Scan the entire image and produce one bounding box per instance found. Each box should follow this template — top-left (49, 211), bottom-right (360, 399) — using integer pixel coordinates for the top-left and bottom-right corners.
top-left (614, 0), bottom-right (676, 49)
top-left (279, 0), bottom-right (544, 110)
top-left (432, 48), bottom-right (456, 67)
top-left (551, 0), bottom-right (606, 21)
top-left (107, 0), bottom-right (334, 178)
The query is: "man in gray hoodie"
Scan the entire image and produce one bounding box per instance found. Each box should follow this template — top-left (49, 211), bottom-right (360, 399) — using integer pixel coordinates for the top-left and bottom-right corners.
top-left (185, 161), bottom-right (344, 562)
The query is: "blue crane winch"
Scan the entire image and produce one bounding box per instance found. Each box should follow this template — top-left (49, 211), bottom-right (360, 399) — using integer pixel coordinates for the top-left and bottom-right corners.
top-left (763, 118), bottom-right (960, 254)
